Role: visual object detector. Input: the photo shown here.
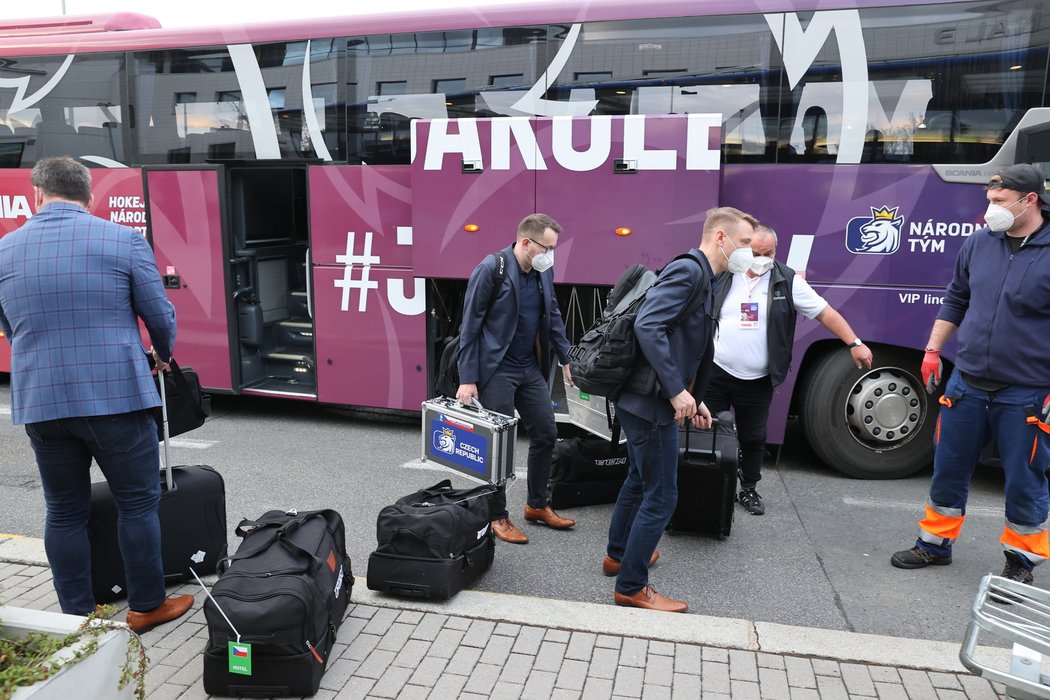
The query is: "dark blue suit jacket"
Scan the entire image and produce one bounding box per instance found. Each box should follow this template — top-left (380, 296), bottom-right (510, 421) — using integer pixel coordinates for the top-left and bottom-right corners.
top-left (617, 248), bottom-right (715, 424)
top-left (0, 202), bottom-right (176, 424)
top-left (458, 245), bottom-right (570, 389)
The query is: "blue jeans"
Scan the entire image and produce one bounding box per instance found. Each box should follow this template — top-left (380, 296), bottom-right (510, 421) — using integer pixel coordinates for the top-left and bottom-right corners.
top-left (606, 405), bottom-right (679, 595)
top-left (26, 410), bottom-right (165, 614)
top-left (479, 363), bottom-right (558, 519)
top-left (917, 372), bottom-right (1050, 564)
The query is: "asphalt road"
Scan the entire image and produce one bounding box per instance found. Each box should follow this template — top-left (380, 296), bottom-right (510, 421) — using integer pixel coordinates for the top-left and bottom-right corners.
top-left (0, 380), bottom-right (1025, 645)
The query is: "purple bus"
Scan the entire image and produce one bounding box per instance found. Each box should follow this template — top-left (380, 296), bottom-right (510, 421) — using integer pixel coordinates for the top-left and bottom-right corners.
top-left (0, 0), bottom-right (1043, 478)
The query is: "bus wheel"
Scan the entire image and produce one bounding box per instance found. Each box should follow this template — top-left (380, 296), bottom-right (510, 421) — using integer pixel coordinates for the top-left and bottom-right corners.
top-left (799, 348), bottom-right (935, 479)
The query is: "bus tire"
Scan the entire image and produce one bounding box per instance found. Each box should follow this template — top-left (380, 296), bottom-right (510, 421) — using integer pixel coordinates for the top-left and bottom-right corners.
top-left (799, 347), bottom-right (936, 479)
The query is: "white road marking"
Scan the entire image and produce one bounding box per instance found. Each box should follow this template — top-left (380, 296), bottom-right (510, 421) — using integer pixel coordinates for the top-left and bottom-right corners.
top-left (0, 405), bottom-right (10, 415)
top-left (843, 495), bottom-right (1002, 517)
top-left (168, 438), bottom-right (216, 449)
top-left (401, 460), bottom-right (526, 480)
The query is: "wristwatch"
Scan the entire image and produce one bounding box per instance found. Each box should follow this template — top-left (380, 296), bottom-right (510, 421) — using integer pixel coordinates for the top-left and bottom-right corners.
top-left (849, 338), bottom-right (863, 348)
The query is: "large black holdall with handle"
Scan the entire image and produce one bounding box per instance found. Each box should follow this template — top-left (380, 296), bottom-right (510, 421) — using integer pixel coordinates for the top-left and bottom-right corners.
top-left (549, 437), bottom-right (629, 509)
top-left (202, 509), bottom-right (352, 697)
top-left (670, 412), bottom-right (739, 539)
top-left (367, 479), bottom-right (495, 600)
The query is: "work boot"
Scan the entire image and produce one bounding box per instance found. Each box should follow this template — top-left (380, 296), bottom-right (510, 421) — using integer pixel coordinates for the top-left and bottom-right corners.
top-left (890, 545), bottom-right (952, 569)
top-left (990, 551), bottom-right (1035, 605)
top-left (1002, 550), bottom-right (1035, 584)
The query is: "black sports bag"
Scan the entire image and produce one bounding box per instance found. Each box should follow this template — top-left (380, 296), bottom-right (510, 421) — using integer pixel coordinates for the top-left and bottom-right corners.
top-left (376, 480), bottom-right (494, 559)
top-left (203, 509), bottom-right (352, 697)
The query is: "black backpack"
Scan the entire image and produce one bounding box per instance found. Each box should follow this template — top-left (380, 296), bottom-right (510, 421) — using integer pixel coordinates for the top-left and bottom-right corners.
top-left (202, 509), bottom-right (352, 697)
top-left (568, 253), bottom-right (708, 398)
top-left (435, 251), bottom-right (508, 397)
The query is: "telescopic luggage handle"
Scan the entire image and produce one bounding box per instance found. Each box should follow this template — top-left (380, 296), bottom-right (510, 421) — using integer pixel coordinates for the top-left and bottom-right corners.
top-left (158, 365), bottom-right (173, 491)
top-left (683, 416), bottom-right (720, 453)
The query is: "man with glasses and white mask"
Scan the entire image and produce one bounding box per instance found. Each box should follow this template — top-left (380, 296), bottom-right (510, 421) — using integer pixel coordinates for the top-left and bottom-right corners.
top-left (892, 164), bottom-right (1050, 590)
top-left (706, 224), bottom-right (872, 515)
top-left (457, 213), bottom-right (575, 544)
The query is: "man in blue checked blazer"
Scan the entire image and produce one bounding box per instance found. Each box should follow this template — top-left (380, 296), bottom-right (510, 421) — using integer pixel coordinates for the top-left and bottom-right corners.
top-left (0, 156), bottom-right (192, 632)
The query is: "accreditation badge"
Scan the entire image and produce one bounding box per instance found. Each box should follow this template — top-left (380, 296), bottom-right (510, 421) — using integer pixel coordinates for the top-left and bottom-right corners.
top-left (739, 302), bottom-right (759, 329)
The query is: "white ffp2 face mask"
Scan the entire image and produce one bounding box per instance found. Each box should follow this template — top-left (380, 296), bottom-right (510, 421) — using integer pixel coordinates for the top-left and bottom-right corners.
top-left (531, 248), bottom-right (554, 272)
top-left (984, 197), bottom-right (1025, 232)
top-left (721, 235), bottom-right (754, 274)
top-left (750, 256), bottom-right (774, 275)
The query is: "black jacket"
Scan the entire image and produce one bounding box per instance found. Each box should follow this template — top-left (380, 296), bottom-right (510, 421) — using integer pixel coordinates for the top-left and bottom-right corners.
top-left (712, 261), bottom-right (796, 387)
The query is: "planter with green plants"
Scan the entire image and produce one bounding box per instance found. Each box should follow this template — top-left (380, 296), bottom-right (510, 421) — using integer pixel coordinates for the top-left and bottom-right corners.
top-left (0, 605), bottom-right (147, 700)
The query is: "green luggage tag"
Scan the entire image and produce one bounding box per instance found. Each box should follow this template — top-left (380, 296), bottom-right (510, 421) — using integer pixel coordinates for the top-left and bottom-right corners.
top-left (228, 641), bottom-right (252, 675)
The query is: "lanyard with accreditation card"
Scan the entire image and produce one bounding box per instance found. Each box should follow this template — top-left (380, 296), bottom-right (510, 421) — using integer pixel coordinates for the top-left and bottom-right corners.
top-left (738, 274), bottom-right (764, 330)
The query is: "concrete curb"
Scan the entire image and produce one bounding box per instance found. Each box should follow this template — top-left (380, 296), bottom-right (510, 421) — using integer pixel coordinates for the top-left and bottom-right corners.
top-left (1, 536), bottom-right (1011, 674)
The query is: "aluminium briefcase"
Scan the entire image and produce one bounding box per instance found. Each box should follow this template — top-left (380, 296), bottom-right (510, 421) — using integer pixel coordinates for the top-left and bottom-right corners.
top-left (421, 397), bottom-right (517, 485)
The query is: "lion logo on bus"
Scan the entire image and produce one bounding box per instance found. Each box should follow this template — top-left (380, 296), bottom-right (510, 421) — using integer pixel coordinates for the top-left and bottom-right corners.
top-left (845, 205), bottom-right (904, 255)
top-left (433, 427), bottom-right (456, 455)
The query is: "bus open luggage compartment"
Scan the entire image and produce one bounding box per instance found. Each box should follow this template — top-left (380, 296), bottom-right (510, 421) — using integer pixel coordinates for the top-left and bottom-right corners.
top-left (960, 573), bottom-right (1050, 699)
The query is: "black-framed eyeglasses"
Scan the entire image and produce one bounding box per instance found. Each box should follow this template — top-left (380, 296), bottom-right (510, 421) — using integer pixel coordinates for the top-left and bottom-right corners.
top-left (528, 238), bottom-right (555, 253)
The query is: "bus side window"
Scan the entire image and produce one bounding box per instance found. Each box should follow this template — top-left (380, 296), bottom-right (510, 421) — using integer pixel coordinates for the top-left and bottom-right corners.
top-left (346, 26), bottom-right (551, 165)
top-left (548, 15), bottom-right (781, 164)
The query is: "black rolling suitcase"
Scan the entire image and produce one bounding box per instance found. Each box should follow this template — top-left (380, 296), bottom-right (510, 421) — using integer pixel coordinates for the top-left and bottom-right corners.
top-left (203, 509), bottom-right (352, 697)
top-left (549, 437), bottom-right (629, 509)
top-left (88, 366), bottom-right (227, 603)
top-left (367, 480), bottom-right (495, 600)
top-left (670, 411), bottom-right (738, 539)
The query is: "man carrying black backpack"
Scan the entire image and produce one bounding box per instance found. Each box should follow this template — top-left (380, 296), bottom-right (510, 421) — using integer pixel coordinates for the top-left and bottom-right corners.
top-left (455, 213), bottom-right (575, 544)
top-left (605, 207), bottom-right (756, 612)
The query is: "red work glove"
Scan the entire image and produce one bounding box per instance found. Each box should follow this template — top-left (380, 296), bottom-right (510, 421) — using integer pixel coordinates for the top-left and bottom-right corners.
top-left (921, 350), bottom-right (942, 395)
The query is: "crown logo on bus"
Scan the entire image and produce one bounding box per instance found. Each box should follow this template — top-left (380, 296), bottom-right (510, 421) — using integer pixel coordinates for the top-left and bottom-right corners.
top-left (871, 206), bottom-right (899, 221)
top-left (845, 204), bottom-right (905, 255)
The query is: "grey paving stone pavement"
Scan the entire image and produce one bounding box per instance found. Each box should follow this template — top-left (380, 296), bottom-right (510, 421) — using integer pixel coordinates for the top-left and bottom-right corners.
top-left (0, 536), bottom-right (1021, 699)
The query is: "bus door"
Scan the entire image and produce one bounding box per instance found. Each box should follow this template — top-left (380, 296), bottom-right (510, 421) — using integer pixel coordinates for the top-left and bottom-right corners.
top-left (223, 164), bottom-right (314, 399)
top-left (308, 165), bottom-right (427, 411)
top-left (142, 166), bottom-right (234, 393)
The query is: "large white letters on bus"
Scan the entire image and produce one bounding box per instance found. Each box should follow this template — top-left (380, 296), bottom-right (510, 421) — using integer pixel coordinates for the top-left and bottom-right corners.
top-left (0, 196), bottom-right (32, 220)
top-left (420, 114), bottom-right (720, 172)
top-left (334, 228), bottom-right (424, 316)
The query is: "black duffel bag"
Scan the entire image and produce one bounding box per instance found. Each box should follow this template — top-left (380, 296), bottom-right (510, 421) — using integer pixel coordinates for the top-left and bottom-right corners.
top-left (154, 359), bottom-right (210, 440)
top-left (551, 437), bottom-right (629, 484)
top-left (203, 509), bottom-right (352, 697)
top-left (376, 479), bottom-right (494, 559)
top-left (549, 438), bottom-right (630, 509)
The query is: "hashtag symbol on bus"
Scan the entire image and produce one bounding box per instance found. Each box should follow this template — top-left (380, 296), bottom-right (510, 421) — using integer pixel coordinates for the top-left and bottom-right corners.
top-left (334, 231), bottom-right (381, 312)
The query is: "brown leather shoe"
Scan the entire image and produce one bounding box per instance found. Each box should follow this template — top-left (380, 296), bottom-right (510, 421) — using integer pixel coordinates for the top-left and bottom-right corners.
top-left (126, 595), bottom-right (194, 634)
top-left (491, 518), bottom-right (529, 544)
top-left (614, 585), bottom-right (687, 613)
top-left (523, 505), bottom-right (576, 530)
top-left (602, 550), bottom-right (660, 576)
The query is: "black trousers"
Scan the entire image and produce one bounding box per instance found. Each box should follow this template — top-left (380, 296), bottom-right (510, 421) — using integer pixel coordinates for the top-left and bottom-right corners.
top-left (703, 364), bottom-right (775, 488)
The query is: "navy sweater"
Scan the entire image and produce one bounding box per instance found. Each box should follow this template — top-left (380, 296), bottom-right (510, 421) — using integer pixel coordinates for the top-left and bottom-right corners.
top-left (938, 207), bottom-right (1050, 387)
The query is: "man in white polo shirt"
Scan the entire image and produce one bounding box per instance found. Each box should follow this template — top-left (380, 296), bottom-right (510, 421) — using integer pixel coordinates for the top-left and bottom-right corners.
top-left (706, 224), bottom-right (873, 514)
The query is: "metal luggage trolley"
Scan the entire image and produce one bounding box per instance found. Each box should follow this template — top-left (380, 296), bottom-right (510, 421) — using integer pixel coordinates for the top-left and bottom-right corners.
top-left (961, 574), bottom-right (1050, 699)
